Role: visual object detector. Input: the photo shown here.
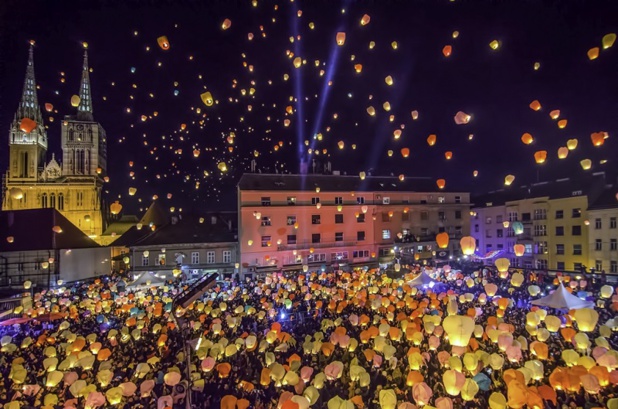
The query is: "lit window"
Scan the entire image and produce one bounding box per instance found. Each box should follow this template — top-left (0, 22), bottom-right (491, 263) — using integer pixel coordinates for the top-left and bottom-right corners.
top-left (382, 229), bottom-right (391, 240)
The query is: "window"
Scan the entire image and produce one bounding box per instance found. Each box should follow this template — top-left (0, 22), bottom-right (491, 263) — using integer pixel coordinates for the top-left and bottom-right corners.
top-left (534, 209), bottom-right (546, 220)
top-left (474, 224), bottom-right (479, 233)
top-left (536, 241), bottom-right (548, 254)
top-left (486, 244), bottom-right (493, 253)
top-left (421, 228), bottom-right (429, 236)
top-left (331, 252), bottom-right (348, 261)
top-left (536, 259), bottom-right (548, 270)
top-left (287, 235), bottom-right (297, 245)
top-left (534, 225), bottom-right (547, 236)
top-left (307, 253), bottom-right (326, 263)
top-left (357, 231), bottom-right (365, 241)
top-left (312, 215), bottom-right (321, 225)
top-left (497, 229), bottom-right (503, 238)
top-left (382, 212), bottom-right (390, 222)
top-left (142, 255), bottom-right (149, 266)
top-left (455, 196), bottom-right (462, 204)
top-left (191, 252), bottom-right (199, 264)
top-left (261, 236), bottom-right (271, 247)
top-left (420, 211), bottom-right (429, 221)
top-left (357, 213), bottom-right (365, 223)
top-left (522, 213), bottom-right (531, 221)
top-left (261, 197), bottom-right (271, 206)
top-left (557, 261), bottom-right (565, 270)
top-left (382, 229), bottom-right (391, 240)
top-left (572, 225), bottom-right (581, 236)
top-left (335, 232), bottom-right (344, 242)
top-left (556, 226), bottom-right (564, 236)
top-left (357, 197), bottom-right (365, 204)
top-left (455, 210), bottom-right (462, 220)
top-left (611, 239), bottom-right (617, 251)
top-left (486, 230), bottom-right (492, 238)
top-left (287, 196), bottom-right (296, 205)
top-left (508, 212), bottom-right (518, 222)
top-left (611, 260), bottom-right (617, 273)
top-left (595, 218), bottom-right (602, 229)
top-left (222, 251), bottom-right (232, 263)
top-left (353, 250), bottom-right (369, 258)
top-left (402, 212), bottom-right (409, 222)
top-left (287, 216), bottom-right (297, 226)
top-left (572, 208), bottom-right (581, 218)
top-left (573, 244), bottom-right (582, 255)
top-left (556, 244), bottom-right (564, 255)
top-left (382, 197), bottom-right (390, 204)
top-left (497, 244), bottom-right (504, 249)
top-left (596, 260), bottom-right (603, 271)
top-left (50, 193), bottom-right (56, 209)
top-left (261, 216), bottom-right (271, 226)
top-left (312, 234), bottom-right (321, 244)
top-left (335, 197), bottom-right (343, 205)
top-left (455, 226), bottom-right (463, 235)
top-left (335, 214), bottom-right (343, 224)
top-left (574, 262), bottom-right (582, 271)
top-left (496, 215), bottom-right (503, 224)
top-left (438, 196), bottom-right (446, 203)
top-left (206, 251), bottom-right (216, 264)
top-left (158, 254), bottom-right (166, 266)
top-left (58, 193), bottom-right (64, 210)
top-left (555, 210), bottom-right (563, 219)
top-left (439, 212), bottom-right (446, 221)
top-left (595, 239), bottom-right (602, 251)
top-left (379, 248), bottom-right (391, 257)
top-left (611, 217), bottom-right (617, 229)
top-left (41, 193), bottom-right (48, 208)
top-left (438, 227), bottom-right (446, 233)
top-left (311, 197), bottom-right (320, 205)
top-left (486, 217), bottom-right (492, 224)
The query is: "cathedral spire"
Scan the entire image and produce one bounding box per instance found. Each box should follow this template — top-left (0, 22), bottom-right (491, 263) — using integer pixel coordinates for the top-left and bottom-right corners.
top-left (77, 42), bottom-right (93, 121)
top-left (16, 40), bottom-right (43, 123)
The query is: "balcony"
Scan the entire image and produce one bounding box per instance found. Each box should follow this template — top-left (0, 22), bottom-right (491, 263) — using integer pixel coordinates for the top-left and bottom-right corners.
top-left (277, 241), bottom-right (358, 251)
top-left (396, 232), bottom-right (463, 244)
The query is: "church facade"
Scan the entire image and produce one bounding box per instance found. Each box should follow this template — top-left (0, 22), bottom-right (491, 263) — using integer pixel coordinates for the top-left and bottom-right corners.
top-left (2, 42), bottom-right (107, 242)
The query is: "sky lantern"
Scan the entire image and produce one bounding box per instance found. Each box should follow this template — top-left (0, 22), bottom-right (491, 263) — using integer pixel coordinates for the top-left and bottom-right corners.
top-left (454, 111), bottom-right (471, 125)
top-left (20, 118), bottom-right (36, 133)
top-left (385, 75), bottom-right (393, 85)
top-left (590, 132), bottom-right (607, 146)
top-left (436, 232), bottom-right (449, 249)
top-left (489, 40), bottom-right (500, 50)
top-left (460, 236), bottom-right (476, 255)
top-left (222, 18), bottom-right (232, 30)
top-left (383, 101), bottom-right (391, 111)
top-left (359, 171), bottom-right (366, 180)
top-left (218, 162), bottom-right (228, 172)
top-left (557, 119), bottom-right (567, 128)
top-left (366, 106), bottom-right (376, 116)
top-left (521, 133), bottom-right (534, 145)
top-left (549, 109), bottom-right (560, 119)
top-left (566, 139), bottom-right (578, 150)
top-left (354, 64), bottom-right (362, 73)
top-left (71, 95), bottom-right (81, 107)
top-left (588, 47), bottom-right (600, 60)
top-left (338, 141), bottom-right (344, 149)
top-left (427, 134), bottom-right (437, 146)
top-left (495, 258), bottom-right (510, 273)
top-left (293, 57), bottom-right (302, 68)
top-left (513, 244), bottom-right (525, 256)
top-left (283, 119), bottom-right (291, 127)
top-left (401, 147), bottom-right (410, 158)
top-left (336, 32), bottom-right (346, 45)
top-left (445, 151), bottom-right (453, 160)
top-left (411, 110), bottom-right (419, 120)
top-left (157, 36), bottom-right (170, 50)
top-left (391, 41), bottom-right (398, 49)
top-left (436, 179), bottom-right (446, 189)
top-left (201, 92), bottom-right (214, 106)
top-left (387, 150), bottom-right (393, 157)
top-left (534, 150), bottom-right (547, 164)
top-left (128, 187), bottom-right (137, 196)
top-left (602, 33), bottom-right (616, 49)
top-left (574, 308), bottom-right (599, 332)
top-left (557, 147), bottom-right (568, 159)
top-left (360, 14), bottom-right (371, 26)
top-left (512, 221), bottom-right (524, 235)
top-left (193, 149), bottom-right (200, 158)
top-left (443, 315), bottom-right (475, 347)
top-left (393, 130), bottom-right (402, 139)
top-left (529, 100), bottom-right (541, 111)
top-left (580, 159), bottom-right (592, 170)
top-left (442, 45), bottom-right (452, 57)
top-left (45, 103), bottom-right (53, 112)
top-left (110, 201), bottom-right (122, 215)
top-left (473, 170), bottom-right (479, 177)
top-left (503, 175), bottom-right (516, 186)
top-left (534, 62), bottom-right (541, 70)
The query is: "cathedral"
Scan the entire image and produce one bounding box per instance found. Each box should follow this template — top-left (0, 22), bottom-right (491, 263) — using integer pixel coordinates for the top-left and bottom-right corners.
top-left (2, 41), bottom-right (107, 242)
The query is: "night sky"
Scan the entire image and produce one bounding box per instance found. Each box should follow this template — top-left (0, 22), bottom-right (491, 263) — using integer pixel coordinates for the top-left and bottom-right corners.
top-left (1, 0), bottom-right (617, 215)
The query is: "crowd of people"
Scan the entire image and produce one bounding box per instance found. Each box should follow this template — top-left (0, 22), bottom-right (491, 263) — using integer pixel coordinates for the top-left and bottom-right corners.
top-left (0, 265), bottom-right (617, 409)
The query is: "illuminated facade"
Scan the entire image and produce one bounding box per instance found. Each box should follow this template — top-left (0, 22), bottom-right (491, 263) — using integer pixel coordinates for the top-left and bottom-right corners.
top-left (2, 43), bottom-right (107, 242)
top-left (237, 173), bottom-right (470, 276)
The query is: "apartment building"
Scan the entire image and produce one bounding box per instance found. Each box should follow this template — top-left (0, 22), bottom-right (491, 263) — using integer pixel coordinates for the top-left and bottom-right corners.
top-left (471, 173), bottom-right (607, 272)
top-left (587, 187), bottom-right (618, 274)
top-left (237, 173), bottom-right (470, 276)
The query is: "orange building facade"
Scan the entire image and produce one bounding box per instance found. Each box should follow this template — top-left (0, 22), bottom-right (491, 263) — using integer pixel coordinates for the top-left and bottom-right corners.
top-left (237, 174), bottom-right (471, 276)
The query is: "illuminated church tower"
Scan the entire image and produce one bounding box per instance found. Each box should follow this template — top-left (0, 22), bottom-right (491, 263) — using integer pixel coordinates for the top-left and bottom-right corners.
top-left (3, 42), bottom-right (106, 241)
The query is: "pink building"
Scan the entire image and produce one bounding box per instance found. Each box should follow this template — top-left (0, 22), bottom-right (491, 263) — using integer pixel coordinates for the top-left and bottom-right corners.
top-left (237, 174), bottom-right (471, 277)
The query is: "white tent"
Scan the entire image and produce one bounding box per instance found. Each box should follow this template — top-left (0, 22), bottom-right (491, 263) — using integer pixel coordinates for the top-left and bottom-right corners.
top-left (128, 271), bottom-right (166, 288)
top-left (408, 272), bottom-right (438, 288)
top-left (531, 283), bottom-right (594, 310)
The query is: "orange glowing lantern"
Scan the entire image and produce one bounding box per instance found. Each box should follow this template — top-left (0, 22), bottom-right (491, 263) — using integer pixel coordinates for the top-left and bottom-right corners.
top-left (401, 148), bottom-right (410, 158)
top-left (436, 232), bottom-right (449, 249)
top-left (157, 36), bottom-right (170, 50)
top-left (557, 147), bottom-right (568, 159)
top-left (529, 100), bottom-right (541, 111)
top-left (436, 179), bottom-right (446, 189)
top-left (534, 151), bottom-right (547, 164)
top-left (590, 132), bottom-right (607, 147)
top-left (445, 151), bottom-right (453, 160)
top-left (521, 133), bottom-right (534, 145)
top-left (443, 45), bottom-right (452, 57)
top-left (513, 244), bottom-right (525, 257)
top-left (427, 134), bottom-right (437, 146)
top-left (587, 47), bottom-right (599, 60)
top-left (336, 32), bottom-right (346, 46)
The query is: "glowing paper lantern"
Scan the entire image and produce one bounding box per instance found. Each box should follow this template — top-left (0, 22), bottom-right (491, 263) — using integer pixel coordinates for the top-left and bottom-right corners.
top-left (590, 132), bottom-right (607, 147)
top-left (443, 315), bottom-right (475, 347)
top-left (574, 308), bottom-right (599, 332)
top-left (71, 95), bottom-right (81, 107)
top-left (512, 221), bottom-right (524, 235)
top-left (529, 100), bottom-right (541, 111)
top-left (360, 14), bottom-right (371, 25)
top-left (366, 106), bottom-right (376, 116)
top-left (411, 110), bottom-right (419, 120)
top-left (445, 151), bottom-right (453, 160)
top-left (558, 119), bottom-right (567, 128)
top-left (436, 232), bottom-right (449, 249)
top-left (427, 134), bottom-right (437, 146)
top-left (336, 32), bottom-right (346, 46)
top-left (513, 244), bottom-right (525, 256)
top-left (436, 179), bottom-right (446, 189)
top-left (588, 47), bottom-right (600, 60)
top-left (110, 201), bottom-right (122, 215)
top-left (454, 111), bottom-right (471, 125)
top-left (384, 75), bottom-right (393, 85)
top-left (567, 138), bottom-right (578, 150)
top-left (157, 36), bottom-right (170, 50)
top-left (521, 133), bottom-right (534, 145)
top-left (495, 258), bottom-right (510, 274)
top-left (580, 159), bottom-right (592, 170)
top-left (489, 40), bottom-right (500, 50)
top-left (20, 118), bottom-right (36, 133)
top-left (443, 45), bottom-right (452, 57)
top-left (602, 33), bottom-right (616, 49)
top-left (557, 147), bottom-right (569, 159)
top-left (534, 150), bottom-right (547, 164)
top-left (221, 19), bottom-right (232, 30)
top-left (504, 175), bottom-right (515, 186)
top-left (511, 272), bottom-right (524, 287)
top-left (460, 236), bottom-right (476, 255)
top-left (600, 285), bottom-right (613, 299)
top-left (401, 148), bottom-right (410, 158)
top-left (201, 92), bottom-right (214, 106)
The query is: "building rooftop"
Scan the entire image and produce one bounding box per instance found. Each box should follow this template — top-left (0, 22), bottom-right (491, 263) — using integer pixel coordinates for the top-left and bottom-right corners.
top-left (471, 174), bottom-right (607, 208)
top-left (588, 186), bottom-right (618, 210)
top-left (0, 208), bottom-right (100, 252)
top-left (238, 173), bottom-right (467, 193)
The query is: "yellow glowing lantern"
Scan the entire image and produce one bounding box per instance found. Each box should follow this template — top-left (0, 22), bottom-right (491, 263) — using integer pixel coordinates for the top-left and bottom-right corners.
top-left (574, 308), bottom-right (599, 332)
top-left (385, 75), bottom-right (393, 85)
top-left (495, 258), bottom-right (510, 273)
top-left (201, 92), bottom-right (214, 106)
top-left (366, 106), bottom-right (376, 116)
top-left (504, 175), bottom-right (515, 186)
top-left (580, 159), bottom-right (592, 170)
top-left (128, 187), bottom-right (137, 196)
top-left (460, 236), bottom-right (476, 255)
top-left (157, 36), bottom-right (170, 50)
top-left (489, 40), bottom-right (500, 50)
top-left (443, 315), bottom-right (475, 347)
top-left (71, 95), bottom-right (81, 107)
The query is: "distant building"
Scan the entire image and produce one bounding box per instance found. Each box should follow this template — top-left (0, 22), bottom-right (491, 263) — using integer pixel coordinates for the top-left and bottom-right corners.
top-left (112, 202), bottom-right (238, 281)
top-left (237, 173), bottom-right (471, 277)
top-left (0, 208), bottom-right (109, 290)
top-left (587, 186), bottom-right (618, 274)
top-left (471, 173), bottom-right (607, 272)
top-left (2, 42), bottom-right (108, 242)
